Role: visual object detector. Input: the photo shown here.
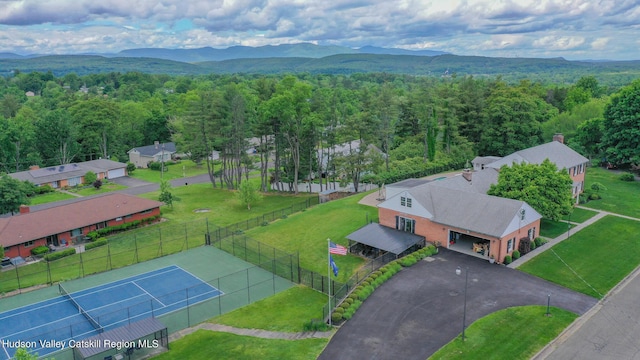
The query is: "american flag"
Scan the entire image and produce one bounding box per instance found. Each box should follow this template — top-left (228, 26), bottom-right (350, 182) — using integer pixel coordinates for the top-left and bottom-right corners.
top-left (329, 241), bottom-right (348, 255)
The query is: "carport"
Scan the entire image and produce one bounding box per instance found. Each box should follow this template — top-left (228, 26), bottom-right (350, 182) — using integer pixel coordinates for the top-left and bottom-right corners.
top-left (347, 223), bottom-right (425, 258)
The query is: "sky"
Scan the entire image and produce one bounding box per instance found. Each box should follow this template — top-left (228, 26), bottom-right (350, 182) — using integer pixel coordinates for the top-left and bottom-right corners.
top-left (0, 0), bottom-right (639, 60)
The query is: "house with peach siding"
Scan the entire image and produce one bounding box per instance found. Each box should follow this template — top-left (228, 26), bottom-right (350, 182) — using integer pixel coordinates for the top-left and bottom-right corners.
top-left (356, 136), bottom-right (587, 263)
top-left (9, 159), bottom-right (127, 188)
top-left (377, 175), bottom-right (542, 263)
top-left (0, 193), bottom-right (163, 259)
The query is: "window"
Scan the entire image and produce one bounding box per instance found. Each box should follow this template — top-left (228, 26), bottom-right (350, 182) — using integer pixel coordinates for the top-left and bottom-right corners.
top-left (396, 216), bottom-right (416, 234)
top-left (406, 198), bottom-right (412, 208)
top-left (528, 227), bottom-right (536, 239)
top-left (507, 238), bottom-right (514, 253)
top-left (400, 196), bottom-right (406, 206)
top-left (24, 241), bottom-right (34, 247)
top-left (140, 209), bottom-right (153, 215)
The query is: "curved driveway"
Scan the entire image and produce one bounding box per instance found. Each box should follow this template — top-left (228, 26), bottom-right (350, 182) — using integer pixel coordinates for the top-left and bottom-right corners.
top-left (319, 249), bottom-right (597, 360)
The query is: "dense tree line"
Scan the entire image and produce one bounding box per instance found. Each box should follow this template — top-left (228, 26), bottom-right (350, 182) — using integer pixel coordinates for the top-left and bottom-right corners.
top-left (0, 71), bottom-right (636, 194)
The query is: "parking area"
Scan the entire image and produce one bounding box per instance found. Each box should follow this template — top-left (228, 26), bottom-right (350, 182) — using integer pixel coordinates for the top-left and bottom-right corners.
top-left (319, 249), bottom-right (598, 360)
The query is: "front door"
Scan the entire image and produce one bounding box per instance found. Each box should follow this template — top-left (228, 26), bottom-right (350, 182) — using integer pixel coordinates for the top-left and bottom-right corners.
top-left (46, 234), bottom-right (59, 246)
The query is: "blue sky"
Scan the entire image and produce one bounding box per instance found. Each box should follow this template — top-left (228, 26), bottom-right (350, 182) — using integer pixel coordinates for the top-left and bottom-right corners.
top-left (1, 0), bottom-right (639, 60)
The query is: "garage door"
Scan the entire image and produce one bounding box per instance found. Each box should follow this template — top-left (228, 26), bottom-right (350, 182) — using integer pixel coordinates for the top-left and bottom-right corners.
top-left (107, 168), bottom-right (126, 179)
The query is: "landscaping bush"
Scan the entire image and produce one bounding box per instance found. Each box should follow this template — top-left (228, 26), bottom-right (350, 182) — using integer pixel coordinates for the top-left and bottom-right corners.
top-left (589, 193), bottom-right (601, 200)
top-left (85, 238), bottom-right (108, 250)
top-left (534, 237), bottom-right (543, 247)
top-left (35, 184), bottom-right (54, 194)
top-left (530, 241), bottom-right (537, 250)
top-left (619, 173), bottom-right (635, 182)
top-left (44, 248), bottom-right (76, 262)
top-left (31, 246), bottom-right (50, 256)
top-left (126, 162), bottom-right (136, 174)
top-left (512, 250), bottom-right (521, 260)
top-left (504, 255), bottom-right (512, 265)
top-left (303, 319), bottom-right (331, 332)
top-left (333, 307), bottom-right (344, 314)
top-left (331, 312), bottom-right (343, 323)
top-left (400, 256), bottom-right (418, 267)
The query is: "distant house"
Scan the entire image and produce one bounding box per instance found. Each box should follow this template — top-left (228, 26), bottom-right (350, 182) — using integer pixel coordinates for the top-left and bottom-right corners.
top-left (9, 159), bottom-right (127, 188)
top-left (0, 193), bottom-right (163, 258)
top-left (128, 142), bottom-right (176, 168)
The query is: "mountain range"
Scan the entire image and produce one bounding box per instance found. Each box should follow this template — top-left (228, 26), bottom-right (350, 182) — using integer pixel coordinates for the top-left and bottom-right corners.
top-left (0, 43), bottom-right (639, 86)
top-left (0, 43), bottom-right (447, 63)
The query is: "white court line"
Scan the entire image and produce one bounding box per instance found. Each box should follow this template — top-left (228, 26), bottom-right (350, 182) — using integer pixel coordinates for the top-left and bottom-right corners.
top-left (71, 266), bottom-right (182, 301)
top-left (2, 343), bottom-right (10, 360)
top-left (132, 281), bottom-right (166, 307)
top-left (6, 312), bottom-right (88, 338)
top-left (173, 265), bottom-right (224, 295)
top-left (85, 293), bottom-right (149, 313)
top-left (0, 297), bottom-right (70, 322)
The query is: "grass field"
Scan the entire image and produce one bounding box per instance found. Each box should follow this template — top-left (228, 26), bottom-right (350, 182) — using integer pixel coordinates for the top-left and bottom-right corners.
top-left (140, 183), bottom-right (314, 226)
top-left (245, 191), bottom-right (378, 281)
top-left (153, 330), bottom-right (327, 360)
top-left (129, 160), bottom-right (210, 183)
top-left (211, 285), bottom-right (328, 332)
top-left (430, 306), bottom-right (577, 360)
top-left (28, 191), bottom-right (76, 205)
top-left (562, 207), bottom-right (598, 223)
top-left (539, 219), bottom-right (572, 238)
top-left (582, 167), bottom-right (640, 218)
top-left (68, 181), bottom-right (127, 195)
top-left (519, 215), bottom-right (640, 298)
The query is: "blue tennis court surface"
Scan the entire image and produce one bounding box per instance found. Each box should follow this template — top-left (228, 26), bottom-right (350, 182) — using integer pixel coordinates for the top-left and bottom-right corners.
top-left (0, 266), bottom-right (222, 359)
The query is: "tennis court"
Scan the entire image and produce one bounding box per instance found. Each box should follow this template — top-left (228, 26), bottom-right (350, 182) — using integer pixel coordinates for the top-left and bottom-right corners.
top-left (0, 265), bottom-right (221, 359)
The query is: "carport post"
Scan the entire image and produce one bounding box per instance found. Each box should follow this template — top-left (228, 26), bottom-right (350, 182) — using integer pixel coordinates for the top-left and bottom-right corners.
top-left (456, 266), bottom-right (469, 341)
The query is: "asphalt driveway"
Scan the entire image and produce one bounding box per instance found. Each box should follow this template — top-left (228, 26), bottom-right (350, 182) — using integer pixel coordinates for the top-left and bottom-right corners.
top-left (318, 249), bottom-right (598, 360)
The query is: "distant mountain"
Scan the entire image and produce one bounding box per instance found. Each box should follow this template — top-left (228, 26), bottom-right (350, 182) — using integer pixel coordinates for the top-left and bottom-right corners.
top-left (114, 43), bottom-right (447, 63)
top-left (0, 52), bottom-right (26, 59)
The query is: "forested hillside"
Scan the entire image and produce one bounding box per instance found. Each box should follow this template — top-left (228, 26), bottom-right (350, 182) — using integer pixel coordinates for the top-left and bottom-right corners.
top-left (2, 53), bottom-right (640, 86)
top-left (0, 71), bottom-right (637, 194)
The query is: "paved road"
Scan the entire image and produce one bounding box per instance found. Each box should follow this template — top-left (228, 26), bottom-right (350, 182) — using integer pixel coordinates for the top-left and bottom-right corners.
top-left (319, 249), bottom-right (597, 360)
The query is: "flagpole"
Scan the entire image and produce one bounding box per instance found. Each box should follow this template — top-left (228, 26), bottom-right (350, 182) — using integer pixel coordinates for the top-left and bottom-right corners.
top-left (327, 238), bottom-right (332, 326)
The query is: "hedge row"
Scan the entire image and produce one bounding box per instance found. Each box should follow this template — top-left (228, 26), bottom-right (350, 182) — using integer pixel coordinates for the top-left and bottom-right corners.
top-left (30, 246), bottom-right (50, 256)
top-left (87, 215), bottom-right (160, 240)
top-left (44, 248), bottom-right (76, 262)
top-left (85, 238), bottom-right (108, 250)
top-left (332, 245), bottom-right (438, 324)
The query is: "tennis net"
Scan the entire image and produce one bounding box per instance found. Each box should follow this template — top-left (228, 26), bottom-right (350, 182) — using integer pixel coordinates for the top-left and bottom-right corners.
top-left (59, 283), bottom-right (103, 332)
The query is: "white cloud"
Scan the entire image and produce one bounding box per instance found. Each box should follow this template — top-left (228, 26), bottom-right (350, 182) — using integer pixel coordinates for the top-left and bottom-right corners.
top-left (0, 0), bottom-right (638, 59)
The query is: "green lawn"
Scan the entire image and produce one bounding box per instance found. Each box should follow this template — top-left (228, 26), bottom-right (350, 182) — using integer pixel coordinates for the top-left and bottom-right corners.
top-left (582, 167), bottom-right (640, 218)
top-left (129, 160), bottom-right (210, 183)
top-left (68, 181), bottom-right (127, 196)
top-left (430, 306), bottom-right (577, 360)
top-left (539, 219), bottom-right (572, 238)
top-left (28, 191), bottom-right (76, 205)
top-left (152, 330), bottom-right (326, 360)
top-left (519, 215), bottom-right (640, 298)
top-left (211, 285), bottom-right (329, 332)
top-left (245, 191), bottom-right (378, 281)
top-left (140, 183), bottom-right (314, 226)
top-left (562, 207), bottom-right (598, 223)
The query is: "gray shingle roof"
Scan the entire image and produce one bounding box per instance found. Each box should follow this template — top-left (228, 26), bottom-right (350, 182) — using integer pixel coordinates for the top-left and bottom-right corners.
top-left (128, 142), bottom-right (176, 157)
top-left (486, 141), bottom-right (588, 170)
top-left (74, 317), bottom-right (167, 357)
top-left (8, 160), bottom-right (126, 185)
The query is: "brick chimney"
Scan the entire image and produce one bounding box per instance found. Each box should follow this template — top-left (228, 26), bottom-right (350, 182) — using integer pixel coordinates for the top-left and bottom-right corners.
top-left (29, 165), bottom-right (40, 170)
top-left (553, 133), bottom-right (564, 144)
top-left (462, 169), bottom-right (472, 182)
top-left (19, 205), bottom-right (30, 214)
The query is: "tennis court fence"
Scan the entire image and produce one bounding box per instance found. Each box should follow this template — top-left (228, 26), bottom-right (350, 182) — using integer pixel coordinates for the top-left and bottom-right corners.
top-left (16, 263), bottom-right (288, 360)
top-left (0, 197), bottom-right (319, 295)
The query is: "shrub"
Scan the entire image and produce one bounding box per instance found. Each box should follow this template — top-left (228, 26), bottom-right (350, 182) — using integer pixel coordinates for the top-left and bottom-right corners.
top-left (85, 238), bottom-right (108, 250)
top-left (331, 312), bottom-right (343, 323)
top-left (504, 255), bottom-right (512, 265)
top-left (619, 173), bottom-right (635, 181)
top-left (126, 162), bottom-right (136, 174)
top-left (84, 171), bottom-right (97, 185)
top-left (36, 185), bottom-right (54, 194)
top-left (303, 319), bottom-right (331, 332)
top-left (44, 248), bottom-right (76, 262)
top-left (31, 246), bottom-right (50, 256)
top-left (530, 241), bottom-right (537, 250)
top-left (400, 256), bottom-right (418, 267)
top-left (534, 237), bottom-right (542, 247)
top-left (344, 298), bottom-right (354, 305)
top-left (333, 306), bottom-right (344, 314)
top-left (512, 250), bottom-right (521, 260)
top-left (589, 193), bottom-right (600, 200)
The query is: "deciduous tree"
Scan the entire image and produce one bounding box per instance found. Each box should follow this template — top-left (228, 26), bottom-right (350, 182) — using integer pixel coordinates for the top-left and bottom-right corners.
top-left (602, 79), bottom-right (640, 165)
top-left (487, 159), bottom-right (573, 221)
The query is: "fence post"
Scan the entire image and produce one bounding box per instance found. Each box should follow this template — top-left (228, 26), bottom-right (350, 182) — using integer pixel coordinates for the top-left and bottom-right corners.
top-left (47, 261), bottom-right (52, 284)
top-left (246, 268), bottom-right (251, 303)
top-left (186, 288), bottom-right (191, 327)
top-left (185, 223), bottom-right (188, 249)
